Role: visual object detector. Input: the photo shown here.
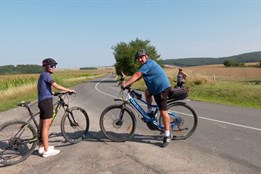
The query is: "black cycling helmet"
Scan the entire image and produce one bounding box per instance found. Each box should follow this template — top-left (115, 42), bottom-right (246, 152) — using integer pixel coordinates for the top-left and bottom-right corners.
top-left (42, 58), bottom-right (58, 66)
top-left (135, 49), bottom-right (148, 59)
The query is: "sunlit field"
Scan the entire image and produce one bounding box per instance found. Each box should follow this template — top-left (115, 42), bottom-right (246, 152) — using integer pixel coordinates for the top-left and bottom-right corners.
top-left (180, 65), bottom-right (261, 109)
top-left (1, 64), bottom-right (261, 111)
top-left (134, 64), bottom-right (261, 109)
top-left (0, 67), bottom-right (114, 111)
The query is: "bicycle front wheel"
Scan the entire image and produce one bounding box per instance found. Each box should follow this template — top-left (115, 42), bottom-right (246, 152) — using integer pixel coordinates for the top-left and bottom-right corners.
top-left (61, 107), bottom-right (89, 144)
top-left (0, 120), bottom-right (37, 166)
top-left (159, 102), bottom-right (198, 140)
top-left (99, 105), bottom-right (136, 142)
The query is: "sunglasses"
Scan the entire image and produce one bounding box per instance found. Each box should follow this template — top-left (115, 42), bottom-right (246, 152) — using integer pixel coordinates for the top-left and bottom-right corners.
top-left (49, 64), bottom-right (56, 69)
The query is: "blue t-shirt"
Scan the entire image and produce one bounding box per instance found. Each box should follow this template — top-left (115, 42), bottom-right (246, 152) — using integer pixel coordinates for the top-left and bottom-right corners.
top-left (37, 71), bottom-right (54, 103)
top-left (139, 59), bottom-right (171, 95)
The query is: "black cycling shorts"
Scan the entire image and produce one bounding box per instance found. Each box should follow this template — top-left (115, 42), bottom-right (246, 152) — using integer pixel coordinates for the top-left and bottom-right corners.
top-left (38, 98), bottom-right (53, 120)
top-left (153, 87), bottom-right (171, 111)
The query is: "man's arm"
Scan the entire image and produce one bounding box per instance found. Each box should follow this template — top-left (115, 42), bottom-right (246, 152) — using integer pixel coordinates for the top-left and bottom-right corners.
top-left (124, 72), bottom-right (143, 87)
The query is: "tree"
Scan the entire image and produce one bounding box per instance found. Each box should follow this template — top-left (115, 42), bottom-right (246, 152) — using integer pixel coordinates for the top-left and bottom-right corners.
top-left (112, 38), bottom-right (162, 75)
top-left (223, 60), bottom-right (244, 67)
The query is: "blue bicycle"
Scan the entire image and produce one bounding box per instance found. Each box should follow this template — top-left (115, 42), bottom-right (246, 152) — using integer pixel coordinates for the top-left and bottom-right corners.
top-left (99, 79), bottom-right (198, 142)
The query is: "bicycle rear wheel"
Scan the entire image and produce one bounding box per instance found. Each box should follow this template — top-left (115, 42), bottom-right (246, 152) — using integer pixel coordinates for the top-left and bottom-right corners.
top-left (0, 120), bottom-right (37, 166)
top-left (61, 107), bottom-right (89, 144)
top-left (99, 105), bottom-right (136, 142)
top-left (159, 102), bottom-right (198, 140)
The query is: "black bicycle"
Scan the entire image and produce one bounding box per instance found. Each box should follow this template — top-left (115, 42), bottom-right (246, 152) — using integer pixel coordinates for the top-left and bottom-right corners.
top-left (100, 78), bottom-right (198, 142)
top-left (0, 91), bottom-right (89, 166)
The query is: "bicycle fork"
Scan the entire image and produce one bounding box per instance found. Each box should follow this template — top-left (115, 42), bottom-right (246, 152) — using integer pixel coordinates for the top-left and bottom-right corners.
top-left (115, 104), bottom-right (126, 127)
top-left (66, 111), bottom-right (79, 127)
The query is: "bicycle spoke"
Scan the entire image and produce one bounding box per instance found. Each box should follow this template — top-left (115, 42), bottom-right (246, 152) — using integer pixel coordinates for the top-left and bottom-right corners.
top-left (159, 102), bottom-right (198, 140)
top-left (0, 121), bottom-right (37, 166)
top-left (61, 107), bottom-right (89, 144)
top-left (100, 105), bottom-right (136, 142)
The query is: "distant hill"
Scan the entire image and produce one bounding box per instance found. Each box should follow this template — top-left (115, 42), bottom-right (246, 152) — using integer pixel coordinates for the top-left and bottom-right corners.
top-left (163, 51), bottom-right (261, 67)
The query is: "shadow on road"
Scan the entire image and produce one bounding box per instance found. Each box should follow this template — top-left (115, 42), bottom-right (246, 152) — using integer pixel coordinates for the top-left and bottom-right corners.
top-left (82, 131), bottom-right (163, 147)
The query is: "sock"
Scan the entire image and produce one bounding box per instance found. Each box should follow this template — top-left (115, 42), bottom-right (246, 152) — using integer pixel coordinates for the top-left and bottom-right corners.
top-left (164, 131), bottom-right (170, 137)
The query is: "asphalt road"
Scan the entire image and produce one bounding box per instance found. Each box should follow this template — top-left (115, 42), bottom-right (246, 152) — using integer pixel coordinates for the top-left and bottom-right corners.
top-left (0, 75), bottom-right (261, 174)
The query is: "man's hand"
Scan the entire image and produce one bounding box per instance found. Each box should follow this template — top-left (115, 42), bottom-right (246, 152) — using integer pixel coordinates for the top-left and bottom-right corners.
top-left (120, 81), bottom-right (127, 88)
top-left (68, 89), bottom-right (76, 94)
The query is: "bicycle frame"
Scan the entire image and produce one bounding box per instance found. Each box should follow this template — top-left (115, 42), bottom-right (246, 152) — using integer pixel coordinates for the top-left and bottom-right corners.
top-left (120, 89), bottom-right (181, 130)
top-left (18, 93), bottom-right (71, 141)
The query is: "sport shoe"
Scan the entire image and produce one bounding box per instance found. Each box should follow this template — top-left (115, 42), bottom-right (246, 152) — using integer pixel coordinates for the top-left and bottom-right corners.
top-left (162, 135), bottom-right (171, 148)
top-left (42, 147), bottom-right (60, 157)
top-left (38, 146), bottom-right (54, 155)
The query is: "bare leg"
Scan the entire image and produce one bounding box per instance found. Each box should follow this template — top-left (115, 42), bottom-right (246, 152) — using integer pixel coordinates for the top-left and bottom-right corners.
top-left (41, 118), bottom-right (52, 151)
top-left (145, 89), bottom-right (153, 110)
top-left (160, 110), bottom-right (170, 132)
top-left (161, 109), bottom-right (171, 147)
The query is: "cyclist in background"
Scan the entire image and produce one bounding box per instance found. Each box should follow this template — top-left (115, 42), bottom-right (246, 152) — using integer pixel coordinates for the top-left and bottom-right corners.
top-left (176, 67), bottom-right (188, 88)
top-left (121, 50), bottom-right (172, 147)
top-left (38, 58), bottom-right (76, 157)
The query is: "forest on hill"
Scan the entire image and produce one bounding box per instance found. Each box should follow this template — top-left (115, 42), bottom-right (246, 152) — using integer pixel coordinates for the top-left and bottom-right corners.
top-left (163, 51), bottom-right (261, 67)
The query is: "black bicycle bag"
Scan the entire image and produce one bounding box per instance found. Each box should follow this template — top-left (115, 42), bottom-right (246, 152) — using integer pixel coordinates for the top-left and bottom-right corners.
top-left (168, 87), bottom-right (188, 100)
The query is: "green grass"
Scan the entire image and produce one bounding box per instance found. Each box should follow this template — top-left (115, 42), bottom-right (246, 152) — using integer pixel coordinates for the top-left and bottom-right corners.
top-left (0, 89), bottom-right (37, 111)
top-left (131, 78), bottom-right (261, 109)
top-left (189, 82), bottom-right (261, 109)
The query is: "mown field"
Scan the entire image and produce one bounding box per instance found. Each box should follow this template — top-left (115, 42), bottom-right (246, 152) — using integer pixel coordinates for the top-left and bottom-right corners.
top-left (0, 64), bottom-right (260, 112)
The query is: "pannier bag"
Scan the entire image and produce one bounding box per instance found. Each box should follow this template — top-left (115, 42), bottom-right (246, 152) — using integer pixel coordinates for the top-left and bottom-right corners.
top-left (168, 87), bottom-right (188, 100)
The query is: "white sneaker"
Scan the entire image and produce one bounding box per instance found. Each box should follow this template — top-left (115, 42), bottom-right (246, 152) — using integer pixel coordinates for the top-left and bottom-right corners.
top-left (42, 147), bottom-right (60, 158)
top-left (38, 146), bottom-right (54, 155)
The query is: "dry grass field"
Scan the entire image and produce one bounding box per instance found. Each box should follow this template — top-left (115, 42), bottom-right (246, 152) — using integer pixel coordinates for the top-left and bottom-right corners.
top-left (163, 64), bottom-right (261, 109)
top-left (165, 64), bottom-right (261, 81)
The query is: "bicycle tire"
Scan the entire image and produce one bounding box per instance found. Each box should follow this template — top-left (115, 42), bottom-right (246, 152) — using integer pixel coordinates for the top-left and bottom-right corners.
top-left (159, 102), bottom-right (198, 140)
top-left (99, 105), bottom-right (136, 142)
top-left (61, 107), bottom-right (89, 144)
top-left (0, 120), bottom-right (37, 166)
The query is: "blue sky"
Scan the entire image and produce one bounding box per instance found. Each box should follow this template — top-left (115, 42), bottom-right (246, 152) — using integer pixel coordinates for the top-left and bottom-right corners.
top-left (1, 0), bottom-right (261, 68)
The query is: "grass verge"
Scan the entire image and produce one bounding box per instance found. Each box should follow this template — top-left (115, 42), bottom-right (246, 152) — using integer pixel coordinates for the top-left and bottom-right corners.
top-left (131, 78), bottom-right (261, 109)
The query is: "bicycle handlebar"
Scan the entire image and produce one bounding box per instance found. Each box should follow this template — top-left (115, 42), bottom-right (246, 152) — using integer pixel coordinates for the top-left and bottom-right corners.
top-left (118, 75), bottom-right (132, 91)
top-left (117, 75), bottom-right (142, 100)
top-left (53, 91), bottom-right (75, 97)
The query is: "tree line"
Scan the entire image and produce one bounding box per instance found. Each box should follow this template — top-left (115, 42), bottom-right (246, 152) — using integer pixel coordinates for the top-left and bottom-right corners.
top-left (163, 51), bottom-right (261, 67)
top-left (0, 65), bottom-right (43, 75)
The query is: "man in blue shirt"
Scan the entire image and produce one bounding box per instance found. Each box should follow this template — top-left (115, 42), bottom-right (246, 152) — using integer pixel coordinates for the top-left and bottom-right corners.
top-left (121, 50), bottom-right (172, 147)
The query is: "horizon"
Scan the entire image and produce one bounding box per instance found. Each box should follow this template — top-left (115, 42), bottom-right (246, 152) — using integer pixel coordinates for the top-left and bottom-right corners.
top-left (1, 50), bottom-right (260, 68)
